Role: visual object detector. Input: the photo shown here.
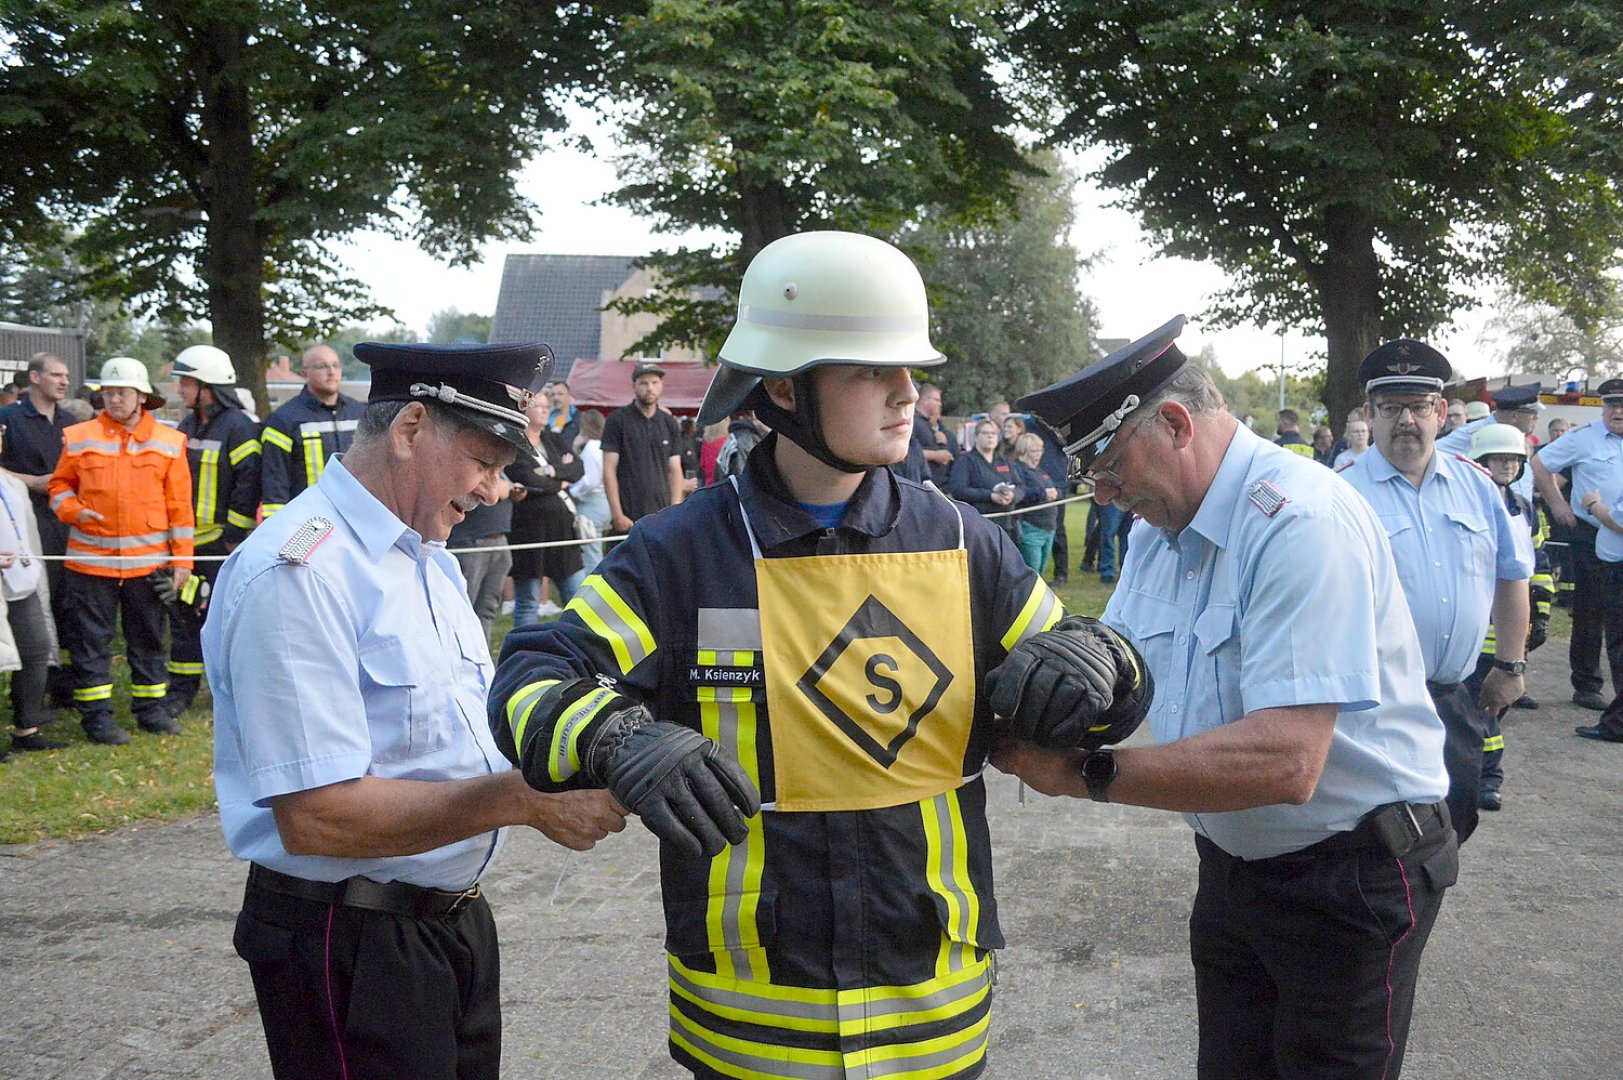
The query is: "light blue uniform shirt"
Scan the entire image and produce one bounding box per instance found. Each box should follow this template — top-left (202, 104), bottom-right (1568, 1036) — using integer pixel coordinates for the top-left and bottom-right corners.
top-left (1102, 425), bottom-right (1447, 860)
top-left (1340, 445), bottom-right (1533, 684)
top-left (1535, 421), bottom-right (1623, 531)
top-left (1437, 416), bottom-right (1533, 504)
top-left (206, 457), bottom-right (509, 889)
top-left (1593, 484), bottom-right (1623, 563)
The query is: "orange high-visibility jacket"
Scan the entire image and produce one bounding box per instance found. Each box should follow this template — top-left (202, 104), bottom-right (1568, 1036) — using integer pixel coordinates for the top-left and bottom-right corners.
top-left (48, 411), bottom-right (195, 579)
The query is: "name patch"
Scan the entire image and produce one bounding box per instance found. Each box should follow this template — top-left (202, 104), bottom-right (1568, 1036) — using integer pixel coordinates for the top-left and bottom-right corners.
top-left (688, 664), bottom-right (763, 688)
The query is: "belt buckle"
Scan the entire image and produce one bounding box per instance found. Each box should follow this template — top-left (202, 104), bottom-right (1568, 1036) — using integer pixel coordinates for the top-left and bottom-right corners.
top-left (444, 885), bottom-right (481, 915)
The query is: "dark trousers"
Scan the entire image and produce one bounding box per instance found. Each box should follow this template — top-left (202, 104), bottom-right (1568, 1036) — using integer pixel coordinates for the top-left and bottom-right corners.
top-left (32, 494), bottom-right (73, 701)
top-left (1568, 539), bottom-right (1615, 695)
top-left (1190, 813), bottom-right (1456, 1079)
top-left (1427, 681), bottom-right (1484, 845)
top-left (4, 590), bottom-right (53, 730)
top-left (165, 541), bottom-right (227, 713)
top-left (61, 569), bottom-right (169, 721)
top-left (1586, 561), bottom-right (1623, 739)
top-left (1050, 508), bottom-right (1069, 577)
top-left (1464, 655), bottom-right (1504, 793)
top-left (234, 876), bottom-right (501, 1080)
top-left (1082, 500), bottom-right (1101, 569)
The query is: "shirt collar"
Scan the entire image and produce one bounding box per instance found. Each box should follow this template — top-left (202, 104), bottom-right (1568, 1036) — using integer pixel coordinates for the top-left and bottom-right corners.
top-left (1183, 423), bottom-right (1255, 550)
top-left (1364, 443), bottom-right (1441, 488)
top-left (736, 433), bottom-right (900, 549)
top-left (319, 455), bottom-right (432, 563)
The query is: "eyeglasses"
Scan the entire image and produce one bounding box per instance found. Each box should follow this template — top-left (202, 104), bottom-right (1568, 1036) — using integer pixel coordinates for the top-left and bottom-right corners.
top-left (1370, 398), bottom-right (1440, 420)
top-left (1081, 414), bottom-right (1151, 488)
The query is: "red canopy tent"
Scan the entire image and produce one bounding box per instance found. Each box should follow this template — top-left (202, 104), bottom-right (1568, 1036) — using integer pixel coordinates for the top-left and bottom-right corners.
top-left (564, 359), bottom-right (717, 415)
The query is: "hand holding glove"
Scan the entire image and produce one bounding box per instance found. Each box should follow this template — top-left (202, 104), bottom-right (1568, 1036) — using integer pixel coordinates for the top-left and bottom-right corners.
top-left (986, 615), bottom-right (1153, 750)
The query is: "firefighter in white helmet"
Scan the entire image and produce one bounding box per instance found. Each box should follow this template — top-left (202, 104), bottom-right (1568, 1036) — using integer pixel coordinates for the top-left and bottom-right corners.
top-left (489, 231), bottom-right (1143, 1079)
top-left (162, 345), bottom-right (262, 721)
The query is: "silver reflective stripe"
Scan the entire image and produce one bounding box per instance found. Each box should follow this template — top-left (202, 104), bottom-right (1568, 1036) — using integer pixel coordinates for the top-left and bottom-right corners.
top-left (49, 491), bottom-right (72, 510)
top-left (64, 438), bottom-right (122, 455)
top-left (1012, 588), bottom-right (1060, 648)
top-left (738, 304), bottom-right (927, 334)
top-left (575, 587), bottom-right (653, 669)
top-left (127, 439), bottom-right (181, 456)
top-left (188, 438), bottom-right (223, 452)
top-left (932, 792), bottom-right (973, 970)
top-left (697, 608), bottom-right (763, 652)
top-left (849, 963), bottom-right (990, 1023)
top-left (171, 526), bottom-right (194, 540)
top-left (861, 1017), bottom-right (989, 1079)
top-left (671, 1018), bottom-right (841, 1080)
top-left (668, 964), bottom-right (837, 1025)
top-left (67, 552), bottom-right (170, 570)
top-left (298, 419), bottom-right (360, 436)
top-left (69, 528), bottom-right (171, 549)
top-left (713, 697), bottom-right (755, 979)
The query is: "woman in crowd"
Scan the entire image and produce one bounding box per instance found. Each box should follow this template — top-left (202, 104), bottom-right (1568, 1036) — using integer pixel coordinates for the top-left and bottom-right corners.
top-left (0, 428), bottom-right (63, 759)
top-left (1011, 431), bottom-right (1061, 576)
top-left (572, 408), bottom-right (611, 576)
top-left (1333, 416), bottom-right (1371, 469)
top-left (507, 394), bottom-right (585, 626)
top-left (949, 418), bottom-right (1020, 539)
top-left (999, 413), bottom-right (1026, 460)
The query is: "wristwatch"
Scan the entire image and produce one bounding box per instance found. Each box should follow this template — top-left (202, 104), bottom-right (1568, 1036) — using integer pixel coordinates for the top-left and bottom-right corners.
top-left (1491, 658), bottom-right (1527, 675)
top-left (1079, 748), bottom-right (1118, 803)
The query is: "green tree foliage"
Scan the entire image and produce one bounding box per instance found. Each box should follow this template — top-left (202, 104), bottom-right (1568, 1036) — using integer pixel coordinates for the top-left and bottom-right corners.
top-left (0, 1), bottom-right (612, 410)
top-left (600, 0), bottom-right (1031, 357)
top-left (1193, 346), bottom-right (1326, 435)
top-left (1005, 1), bottom-right (1623, 436)
top-left (1480, 290), bottom-right (1623, 381)
top-left (902, 153), bottom-right (1099, 415)
top-left (426, 307), bottom-right (493, 345)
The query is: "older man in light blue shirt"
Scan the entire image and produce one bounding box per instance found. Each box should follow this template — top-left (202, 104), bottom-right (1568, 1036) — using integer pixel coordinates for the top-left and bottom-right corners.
top-left (207, 342), bottom-right (625, 1080)
top-left (995, 317), bottom-right (1456, 1080)
top-left (1340, 341), bottom-right (1532, 846)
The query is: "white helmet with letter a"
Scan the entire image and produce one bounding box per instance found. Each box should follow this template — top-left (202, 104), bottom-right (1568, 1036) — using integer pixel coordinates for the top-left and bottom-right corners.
top-left (697, 231), bottom-right (945, 426)
top-left (172, 344), bottom-right (237, 388)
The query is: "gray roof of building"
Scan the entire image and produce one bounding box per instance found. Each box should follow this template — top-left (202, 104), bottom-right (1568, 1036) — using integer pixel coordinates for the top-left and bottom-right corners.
top-left (490, 254), bottom-right (637, 383)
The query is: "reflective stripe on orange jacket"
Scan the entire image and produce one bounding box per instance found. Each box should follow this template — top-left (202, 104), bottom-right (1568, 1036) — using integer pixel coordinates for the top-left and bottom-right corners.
top-left (48, 410), bottom-right (195, 578)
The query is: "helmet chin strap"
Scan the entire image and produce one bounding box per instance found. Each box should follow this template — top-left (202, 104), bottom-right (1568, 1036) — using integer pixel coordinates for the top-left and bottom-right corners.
top-left (748, 376), bottom-right (870, 475)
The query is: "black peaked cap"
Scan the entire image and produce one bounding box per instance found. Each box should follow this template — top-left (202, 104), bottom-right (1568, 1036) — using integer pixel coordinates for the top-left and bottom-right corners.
top-left (1490, 382), bottom-right (1542, 410)
top-left (1358, 340), bottom-right (1451, 394)
top-left (355, 341), bottom-right (553, 453)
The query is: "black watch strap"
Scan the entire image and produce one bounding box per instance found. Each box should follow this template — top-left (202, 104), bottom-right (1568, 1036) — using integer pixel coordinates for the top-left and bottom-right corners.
top-left (1079, 748), bottom-right (1118, 803)
top-left (1491, 658), bottom-right (1527, 675)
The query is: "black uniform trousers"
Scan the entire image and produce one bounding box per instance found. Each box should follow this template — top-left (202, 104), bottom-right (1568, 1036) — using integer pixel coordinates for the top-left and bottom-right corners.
top-left (1463, 655), bottom-right (1506, 793)
top-left (1584, 561), bottom-right (1623, 740)
top-left (1567, 533), bottom-right (1615, 696)
top-left (234, 874), bottom-right (501, 1080)
top-left (1426, 681), bottom-right (1484, 845)
top-left (61, 569), bottom-right (169, 723)
top-left (164, 540), bottom-right (228, 714)
top-left (1190, 804), bottom-right (1457, 1080)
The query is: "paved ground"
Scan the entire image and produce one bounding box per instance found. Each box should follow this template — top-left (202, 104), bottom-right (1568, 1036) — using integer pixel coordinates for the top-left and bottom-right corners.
top-left (4, 659), bottom-right (1621, 1079)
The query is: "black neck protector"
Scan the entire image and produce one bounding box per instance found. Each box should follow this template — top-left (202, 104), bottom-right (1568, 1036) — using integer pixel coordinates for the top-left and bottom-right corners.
top-left (746, 375), bottom-right (869, 475)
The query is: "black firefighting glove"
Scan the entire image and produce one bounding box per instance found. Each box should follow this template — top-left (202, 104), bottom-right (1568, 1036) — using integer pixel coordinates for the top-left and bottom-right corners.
top-left (507, 678), bottom-right (759, 859)
top-left (151, 571), bottom-right (178, 606)
top-left (1527, 616), bottom-right (1549, 653)
top-left (986, 615), bottom-right (1153, 750)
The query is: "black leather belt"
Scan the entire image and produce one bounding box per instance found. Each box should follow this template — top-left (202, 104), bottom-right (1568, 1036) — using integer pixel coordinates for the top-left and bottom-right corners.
top-left (1291, 801), bottom-right (1451, 861)
top-left (248, 863), bottom-right (482, 919)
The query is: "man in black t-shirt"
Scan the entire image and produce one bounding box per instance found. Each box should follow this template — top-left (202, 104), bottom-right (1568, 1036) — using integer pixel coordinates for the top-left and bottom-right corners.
top-left (602, 362), bottom-right (684, 531)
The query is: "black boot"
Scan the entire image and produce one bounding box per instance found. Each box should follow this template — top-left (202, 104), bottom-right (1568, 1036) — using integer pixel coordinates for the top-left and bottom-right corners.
top-left (82, 715), bottom-right (131, 746)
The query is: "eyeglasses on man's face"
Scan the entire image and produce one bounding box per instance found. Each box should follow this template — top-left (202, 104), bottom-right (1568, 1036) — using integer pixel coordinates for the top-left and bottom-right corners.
top-left (1370, 396), bottom-right (1440, 421)
top-left (1080, 413), bottom-right (1151, 487)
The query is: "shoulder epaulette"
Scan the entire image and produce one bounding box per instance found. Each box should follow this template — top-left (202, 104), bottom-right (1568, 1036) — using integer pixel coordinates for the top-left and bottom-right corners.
top-left (1335, 461), bottom-right (1354, 473)
top-left (1453, 453), bottom-right (1494, 477)
top-left (279, 517), bottom-right (334, 564)
top-left (1247, 478), bottom-right (1289, 517)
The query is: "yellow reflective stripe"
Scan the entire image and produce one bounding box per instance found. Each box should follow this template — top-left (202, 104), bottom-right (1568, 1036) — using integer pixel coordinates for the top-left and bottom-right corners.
top-left (843, 1009), bottom-right (990, 1079)
top-left (195, 448), bottom-right (220, 527)
top-left (195, 524), bottom-right (225, 546)
top-left (703, 698), bottom-right (768, 982)
top-left (260, 502), bottom-right (286, 517)
top-left (178, 574), bottom-right (202, 604)
top-left (670, 1006), bottom-right (843, 1078)
top-left (565, 576), bottom-right (656, 674)
top-left (226, 509), bottom-right (257, 530)
top-left (548, 686), bottom-right (619, 782)
top-left (74, 685), bottom-right (114, 702)
top-left (166, 661), bottom-right (206, 675)
top-left (999, 577), bottom-right (1064, 652)
top-left (130, 682), bottom-right (168, 698)
top-left (261, 426), bottom-right (293, 452)
top-left (697, 686), bottom-right (754, 703)
top-left (1483, 735), bottom-right (1505, 752)
top-left (921, 790), bottom-right (978, 978)
top-left (505, 679), bottom-right (560, 755)
top-left (228, 438), bottom-right (261, 465)
top-left (302, 432), bottom-right (324, 487)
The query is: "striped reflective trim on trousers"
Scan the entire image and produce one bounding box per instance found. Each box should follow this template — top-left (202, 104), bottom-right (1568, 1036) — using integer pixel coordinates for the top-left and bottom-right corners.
top-left (1483, 734), bottom-right (1505, 753)
top-left (130, 682), bottom-right (168, 699)
top-left (167, 660), bottom-right (206, 676)
top-left (565, 576), bottom-right (656, 674)
top-left (668, 954), bottom-right (993, 1079)
top-left (698, 664), bottom-right (768, 982)
top-left (921, 791), bottom-right (979, 978)
top-left (74, 685), bottom-right (114, 702)
top-left (998, 577), bottom-right (1064, 652)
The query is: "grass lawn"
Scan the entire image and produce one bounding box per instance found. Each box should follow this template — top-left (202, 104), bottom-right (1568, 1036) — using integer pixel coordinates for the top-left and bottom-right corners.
top-left (1, 497), bottom-right (1564, 845)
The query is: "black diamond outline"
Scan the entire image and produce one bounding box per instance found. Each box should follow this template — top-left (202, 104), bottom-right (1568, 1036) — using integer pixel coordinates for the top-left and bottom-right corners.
top-left (795, 594), bottom-right (954, 768)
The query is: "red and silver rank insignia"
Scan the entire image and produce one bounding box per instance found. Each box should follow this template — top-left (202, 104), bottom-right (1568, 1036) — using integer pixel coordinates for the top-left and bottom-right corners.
top-left (279, 517), bottom-right (334, 565)
top-left (1247, 479), bottom-right (1288, 517)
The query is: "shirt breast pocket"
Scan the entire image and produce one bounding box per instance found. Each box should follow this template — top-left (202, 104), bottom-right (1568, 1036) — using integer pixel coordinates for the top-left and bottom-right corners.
top-left (358, 640), bottom-right (452, 764)
top-left (1444, 510), bottom-right (1496, 582)
top-left (1378, 515), bottom-right (1419, 590)
top-left (1193, 604), bottom-right (1242, 730)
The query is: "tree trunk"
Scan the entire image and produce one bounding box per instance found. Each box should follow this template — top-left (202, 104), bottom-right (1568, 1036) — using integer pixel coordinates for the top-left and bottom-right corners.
top-left (195, 19), bottom-right (270, 415)
top-left (1311, 204), bottom-right (1384, 435)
